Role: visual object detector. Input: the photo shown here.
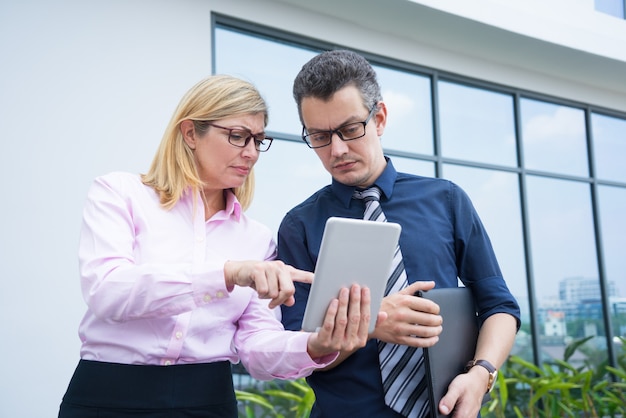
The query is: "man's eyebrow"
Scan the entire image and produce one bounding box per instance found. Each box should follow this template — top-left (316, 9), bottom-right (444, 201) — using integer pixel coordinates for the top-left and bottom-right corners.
top-left (306, 115), bottom-right (362, 132)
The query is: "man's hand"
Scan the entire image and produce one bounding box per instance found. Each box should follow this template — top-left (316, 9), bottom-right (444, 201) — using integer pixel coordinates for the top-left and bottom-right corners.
top-left (439, 313), bottom-right (518, 416)
top-left (371, 281), bottom-right (443, 347)
top-left (224, 260), bottom-right (313, 309)
top-left (438, 366), bottom-right (489, 417)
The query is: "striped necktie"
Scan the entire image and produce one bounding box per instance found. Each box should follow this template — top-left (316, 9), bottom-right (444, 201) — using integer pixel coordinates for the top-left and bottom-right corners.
top-left (352, 186), bottom-right (430, 418)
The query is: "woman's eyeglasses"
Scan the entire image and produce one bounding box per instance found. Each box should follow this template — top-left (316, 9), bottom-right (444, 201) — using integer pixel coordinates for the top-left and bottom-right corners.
top-left (207, 123), bottom-right (273, 152)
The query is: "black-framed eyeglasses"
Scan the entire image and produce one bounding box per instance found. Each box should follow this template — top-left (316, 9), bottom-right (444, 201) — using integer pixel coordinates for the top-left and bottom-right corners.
top-left (301, 105), bottom-right (378, 149)
top-left (207, 123), bottom-right (273, 152)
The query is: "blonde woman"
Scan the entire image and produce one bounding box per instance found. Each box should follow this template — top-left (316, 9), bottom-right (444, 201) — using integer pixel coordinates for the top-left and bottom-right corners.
top-left (58, 75), bottom-right (373, 417)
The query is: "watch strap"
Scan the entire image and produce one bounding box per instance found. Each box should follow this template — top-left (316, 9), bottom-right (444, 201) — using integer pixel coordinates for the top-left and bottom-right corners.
top-left (465, 359), bottom-right (497, 393)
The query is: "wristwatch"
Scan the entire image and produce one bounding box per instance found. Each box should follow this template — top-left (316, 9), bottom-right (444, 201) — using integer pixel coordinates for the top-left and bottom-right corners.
top-left (465, 359), bottom-right (498, 393)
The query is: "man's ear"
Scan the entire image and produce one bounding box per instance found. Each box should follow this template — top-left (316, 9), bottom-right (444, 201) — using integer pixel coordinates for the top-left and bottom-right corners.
top-left (375, 102), bottom-right (387, 137)
top-left (180, 120), bottom-right (196, 150)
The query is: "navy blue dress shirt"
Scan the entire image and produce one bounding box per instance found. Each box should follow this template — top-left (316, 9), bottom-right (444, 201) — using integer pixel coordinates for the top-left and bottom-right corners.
top-left (278, 158), bottom-right (521, 418)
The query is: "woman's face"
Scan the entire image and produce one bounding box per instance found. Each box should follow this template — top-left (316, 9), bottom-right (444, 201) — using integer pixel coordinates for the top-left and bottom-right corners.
top-left (183, 113), bottom-right (266, 193)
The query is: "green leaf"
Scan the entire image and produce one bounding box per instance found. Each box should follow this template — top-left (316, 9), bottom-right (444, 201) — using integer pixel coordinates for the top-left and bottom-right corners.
top-left (496, 369), bottom-right (508, 409)
top-left (563, 336), bottom-right (593, 362)
top-left (510, 356), bottom-right (543, 375)
top-left (607, 365), bottom-right (626, 380)
top-left (263, 390), bottom-right (302, 402)
top-left (236, 390), bottom-right (276, 411)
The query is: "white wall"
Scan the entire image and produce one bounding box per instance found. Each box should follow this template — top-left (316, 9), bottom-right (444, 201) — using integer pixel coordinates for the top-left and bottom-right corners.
top-left (1, 1), bottom-right (217, 416)
top-left (1, 0), bottom-right (625, 416)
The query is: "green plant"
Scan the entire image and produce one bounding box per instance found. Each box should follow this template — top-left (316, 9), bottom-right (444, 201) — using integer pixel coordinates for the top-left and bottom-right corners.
top-left (482, 336), bottom-right (626, 418)
top-left (236, 378), bottom-right (314, 418)
top-left (235, 337), bottom-right (625, 418)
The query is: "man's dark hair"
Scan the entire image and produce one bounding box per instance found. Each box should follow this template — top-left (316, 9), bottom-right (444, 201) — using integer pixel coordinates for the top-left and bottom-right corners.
top-left (293, 50), bottom-right (382, 123)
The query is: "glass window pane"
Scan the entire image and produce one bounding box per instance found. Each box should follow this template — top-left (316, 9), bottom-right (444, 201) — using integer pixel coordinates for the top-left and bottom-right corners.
top-left (390, 156), bottom-right (434, 177)
top-left (375, 65), bottom-right (433, 155)
top-left (442, 165), bottom-right (531, 359)
top-left (592, 113), bottom-right (626, 183)
top-left (247, 140), bottom-right (330, 236)
top-left (595, 0), bottom-right (625, 18)
top-left (438, 81), bottom-right (517, 167)
top-left (598, 185), bottom-right (626, 339)
top-left (520, 99), bottom-right (589, 177)
top-left (526, 176), bottom-right (604, 365)
top-left (214, 27), bottom-right (319, 136)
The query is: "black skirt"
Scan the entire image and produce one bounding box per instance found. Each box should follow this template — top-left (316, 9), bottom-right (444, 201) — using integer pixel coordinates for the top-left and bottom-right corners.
top-left (58, 359), bottom-right (237, 417)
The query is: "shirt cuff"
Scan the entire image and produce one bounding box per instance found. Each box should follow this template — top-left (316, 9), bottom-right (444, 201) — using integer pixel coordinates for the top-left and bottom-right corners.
top-left (293, 332), bottom-right (340, 374)
top-left (190, 259), bottom-right (231, 306)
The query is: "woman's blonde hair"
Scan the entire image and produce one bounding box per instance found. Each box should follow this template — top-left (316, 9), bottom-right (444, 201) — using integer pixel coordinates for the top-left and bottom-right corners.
top-left (142, 75), bottom-right (268, 210)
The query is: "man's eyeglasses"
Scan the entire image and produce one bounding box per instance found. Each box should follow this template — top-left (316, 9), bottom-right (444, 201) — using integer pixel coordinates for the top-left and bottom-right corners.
top-left (207, 123), bottom-right (273, 152)
top-left (301, 105), bottom-right (378, 149)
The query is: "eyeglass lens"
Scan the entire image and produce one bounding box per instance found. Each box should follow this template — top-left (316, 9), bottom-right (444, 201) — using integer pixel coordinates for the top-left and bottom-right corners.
top-left (306, 122), bottom-right (365, 145)
top-left (224, 129), bottom-right (272, 152)
top-left (302, 105), bottom-right (376, 148)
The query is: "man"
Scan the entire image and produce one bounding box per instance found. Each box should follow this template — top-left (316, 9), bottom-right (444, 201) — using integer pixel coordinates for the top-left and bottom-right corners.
top-left (278, 50), bottom-right (521, 418)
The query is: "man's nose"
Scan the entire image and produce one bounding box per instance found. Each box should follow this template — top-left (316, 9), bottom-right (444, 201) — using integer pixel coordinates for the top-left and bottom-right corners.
top-left (329, 132), bottom-right (349, 156)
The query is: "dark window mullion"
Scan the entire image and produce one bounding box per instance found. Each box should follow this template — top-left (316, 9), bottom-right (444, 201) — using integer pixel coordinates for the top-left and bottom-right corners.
top-left (587, 108), bottom-right (617, 369)
top-left (514, 91), bottom-right (541, 367)
top-left (431, 73), bottom-right (443, 178)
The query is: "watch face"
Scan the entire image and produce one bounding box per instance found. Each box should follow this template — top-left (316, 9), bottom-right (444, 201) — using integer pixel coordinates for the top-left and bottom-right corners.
top-left (468, 359), bottom-right (498, 393)
top-left (487, 370), bottom-right (498, 392)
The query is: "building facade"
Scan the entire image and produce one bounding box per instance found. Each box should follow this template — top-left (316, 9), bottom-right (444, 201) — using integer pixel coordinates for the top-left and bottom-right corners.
top-left (2, 1), bottom-right (625, 416)
top-left (210, 0), bottom-right (626, 371)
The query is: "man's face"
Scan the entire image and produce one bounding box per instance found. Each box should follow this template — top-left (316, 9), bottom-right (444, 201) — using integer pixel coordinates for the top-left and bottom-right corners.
top-left (301, 86), bottom-right (388, 188)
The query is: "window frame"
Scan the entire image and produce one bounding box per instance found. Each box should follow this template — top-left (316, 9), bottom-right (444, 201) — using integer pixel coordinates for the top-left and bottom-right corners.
top-left (212, 12), bottom-right (626, 370)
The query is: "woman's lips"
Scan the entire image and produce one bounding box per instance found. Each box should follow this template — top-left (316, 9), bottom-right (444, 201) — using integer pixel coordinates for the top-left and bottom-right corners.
top-left (232, 165), bottom-right (251, 175)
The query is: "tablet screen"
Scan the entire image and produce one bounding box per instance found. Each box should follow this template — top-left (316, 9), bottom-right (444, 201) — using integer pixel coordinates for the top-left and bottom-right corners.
top-left (301, 217), bottom-right (401, 333)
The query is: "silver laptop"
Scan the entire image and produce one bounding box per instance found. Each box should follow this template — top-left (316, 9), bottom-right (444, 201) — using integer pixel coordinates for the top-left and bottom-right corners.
top-left (419, 287), bottom-right (488, 417)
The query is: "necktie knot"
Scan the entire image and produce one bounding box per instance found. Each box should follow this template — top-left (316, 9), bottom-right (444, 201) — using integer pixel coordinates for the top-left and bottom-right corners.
top-left (353, 186), bottom-right (382, 203)
top-left (353, 187), bottom-right (384, 223)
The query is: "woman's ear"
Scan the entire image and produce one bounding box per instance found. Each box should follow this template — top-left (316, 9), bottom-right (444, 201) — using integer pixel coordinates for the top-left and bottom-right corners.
top-left (180, 120), bottom-right (196, 150)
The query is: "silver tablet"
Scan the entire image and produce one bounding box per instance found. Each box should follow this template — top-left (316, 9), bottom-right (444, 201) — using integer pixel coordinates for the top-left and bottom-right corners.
top-left (301, 216), bottom-right (402, 333)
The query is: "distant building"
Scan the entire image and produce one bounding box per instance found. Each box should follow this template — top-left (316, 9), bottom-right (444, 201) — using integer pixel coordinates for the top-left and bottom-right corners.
top-left (559, 277), bottom-right (617, 303)
top-left (544, 310), bottom-right (567, 337)
top-left (539, 277), bottom-right (619, 336)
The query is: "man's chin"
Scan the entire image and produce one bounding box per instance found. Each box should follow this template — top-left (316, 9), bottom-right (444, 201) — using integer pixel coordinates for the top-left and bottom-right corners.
top-left (331, 172), bottom-right (361, 187)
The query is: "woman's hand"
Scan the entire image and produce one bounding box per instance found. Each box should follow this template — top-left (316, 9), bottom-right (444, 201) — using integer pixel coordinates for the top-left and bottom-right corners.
top-left (306, 284), bottom-right (373, 359)
top-left (224, 260), bottom-right (313, 309)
